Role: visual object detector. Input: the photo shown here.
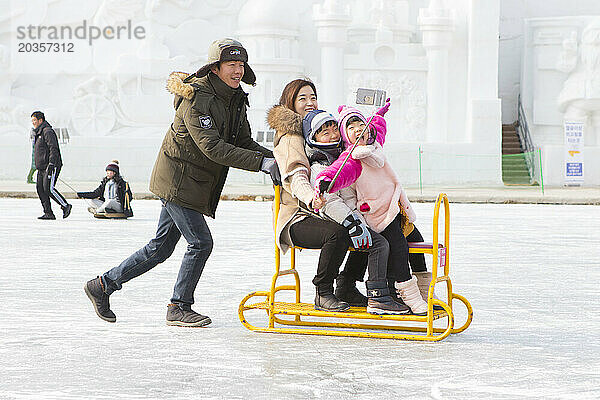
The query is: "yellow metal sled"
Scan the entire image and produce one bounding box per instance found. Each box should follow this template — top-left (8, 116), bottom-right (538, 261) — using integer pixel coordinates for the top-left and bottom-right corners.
top-left (238, 187), bottom-right (472, 341)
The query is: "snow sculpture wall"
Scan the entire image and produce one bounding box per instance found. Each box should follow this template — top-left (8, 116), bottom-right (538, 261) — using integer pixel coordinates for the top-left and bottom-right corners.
top-left (0, 0), bottom-right (502, 187)
top-left (521, 17), bottom-right (600, 185)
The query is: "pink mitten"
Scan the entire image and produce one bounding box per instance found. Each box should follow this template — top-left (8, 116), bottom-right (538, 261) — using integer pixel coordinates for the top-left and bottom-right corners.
top-left (376, 99), bottom-right (391, 116)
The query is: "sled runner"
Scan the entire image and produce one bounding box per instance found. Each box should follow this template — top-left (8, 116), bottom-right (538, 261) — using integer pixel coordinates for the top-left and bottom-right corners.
top-left (238, 187), bottom-right (472, 341)
top-left (93, 212), bottom-right (129, 219)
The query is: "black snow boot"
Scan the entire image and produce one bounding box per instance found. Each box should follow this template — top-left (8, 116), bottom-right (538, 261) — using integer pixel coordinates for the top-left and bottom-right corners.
top-left (366, 280), bottom-right (410, 315)
top-left (62, 203), bottom-right (72, 219)
top-left (84, 277), bottom-right (116, 323)
top-left (166, 304), bottom-right (211, 327)
top-left (335, 274), bottom-right (367, 307)
top-left (38, 213), bottom-right (56, 220)
top-left (314, 285), bottom-right (350, 312)
top-left (387, 279), bottom-right (409, 305)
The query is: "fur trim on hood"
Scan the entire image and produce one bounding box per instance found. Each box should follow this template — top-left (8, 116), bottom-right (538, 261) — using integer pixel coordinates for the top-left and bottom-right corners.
top-left (267, 105), bottom-right (303, 145)
top-left (166, 71), bottom-right (195, 100)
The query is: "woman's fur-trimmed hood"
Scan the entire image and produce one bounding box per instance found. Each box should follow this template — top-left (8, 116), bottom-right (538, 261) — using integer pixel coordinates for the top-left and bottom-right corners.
top-left (166, 71), bottom-right (195, 100)
top-left (267, 105), bottom-right (302, 145)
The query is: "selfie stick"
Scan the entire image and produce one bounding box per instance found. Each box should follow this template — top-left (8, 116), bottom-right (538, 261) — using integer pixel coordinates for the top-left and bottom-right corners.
top-left (325, 113), bottom-right (376, 194)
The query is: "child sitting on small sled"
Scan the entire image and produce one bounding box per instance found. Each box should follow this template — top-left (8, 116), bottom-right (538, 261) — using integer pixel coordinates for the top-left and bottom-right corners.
top-left (77, 160), bottom-right (133, 218)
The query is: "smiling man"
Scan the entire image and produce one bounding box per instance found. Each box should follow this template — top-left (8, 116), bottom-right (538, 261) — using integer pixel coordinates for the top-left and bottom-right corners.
top-left (84, 38), bottom-right (280, 327)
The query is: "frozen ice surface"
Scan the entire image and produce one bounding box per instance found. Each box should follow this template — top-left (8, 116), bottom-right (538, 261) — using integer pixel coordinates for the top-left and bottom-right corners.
top-left (1, 198), bottom-right (599, 400)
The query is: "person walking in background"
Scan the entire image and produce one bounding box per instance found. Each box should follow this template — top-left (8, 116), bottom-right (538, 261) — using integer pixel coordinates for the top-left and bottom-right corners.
top-left (31, 111), bottom-right (72, 220)
top-left (77, 160), bottom-right (133, 217)
top-left (26, 128), bottom-right (36, 184)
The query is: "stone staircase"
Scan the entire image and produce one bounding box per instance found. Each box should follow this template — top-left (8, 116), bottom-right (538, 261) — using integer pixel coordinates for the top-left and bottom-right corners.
top-left (502, 124), bottom-right (533, 185)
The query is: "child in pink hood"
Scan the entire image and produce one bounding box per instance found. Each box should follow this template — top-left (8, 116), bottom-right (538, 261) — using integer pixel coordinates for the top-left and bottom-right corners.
top-left (304, 109), bottom-right (409, 315)
top-left (314, 102), bottom-right (428, 315)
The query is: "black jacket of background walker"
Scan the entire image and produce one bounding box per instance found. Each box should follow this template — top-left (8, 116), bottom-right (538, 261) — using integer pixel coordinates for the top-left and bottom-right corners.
top-left (78, 175), bottom-right (134, 217)
top-left (33, 120), bottom-right (62, 170)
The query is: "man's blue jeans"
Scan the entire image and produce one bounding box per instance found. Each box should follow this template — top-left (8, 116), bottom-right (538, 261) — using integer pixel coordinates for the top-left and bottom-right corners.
top-left (102, 199), bottom-right (213, 306)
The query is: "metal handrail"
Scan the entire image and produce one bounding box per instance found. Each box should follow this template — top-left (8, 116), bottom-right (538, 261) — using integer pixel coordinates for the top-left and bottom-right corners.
top-left (516, 94), bottom-right (536, 183)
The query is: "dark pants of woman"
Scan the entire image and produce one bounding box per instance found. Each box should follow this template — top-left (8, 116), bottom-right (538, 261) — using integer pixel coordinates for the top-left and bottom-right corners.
top-left (289, 216), bottom-right (352, 288)
top-left (341, 224), bottom-right (427, 282)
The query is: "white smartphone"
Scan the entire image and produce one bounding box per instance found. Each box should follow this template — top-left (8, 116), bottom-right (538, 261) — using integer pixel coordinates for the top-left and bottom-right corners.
top-left (356, 88), bottom-right (386, 107)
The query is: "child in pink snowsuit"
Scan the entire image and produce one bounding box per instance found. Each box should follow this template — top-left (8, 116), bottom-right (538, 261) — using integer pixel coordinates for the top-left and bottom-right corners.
top-left (314, 102), bottom-right (428, 315)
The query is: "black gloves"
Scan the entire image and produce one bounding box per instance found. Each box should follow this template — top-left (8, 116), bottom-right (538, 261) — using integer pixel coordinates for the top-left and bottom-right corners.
top-left (318, 179), bottom-right (331, 194)
top-left (314, 177), bottom-right (332, 197)
top-left (260, 157), bottom-right (282, 186)
top-left (46, 163), bottom-right (55, 178)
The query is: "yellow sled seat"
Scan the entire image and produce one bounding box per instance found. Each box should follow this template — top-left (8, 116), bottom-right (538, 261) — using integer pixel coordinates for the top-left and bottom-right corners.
top-left (238, 186), bottom-right (473, 341)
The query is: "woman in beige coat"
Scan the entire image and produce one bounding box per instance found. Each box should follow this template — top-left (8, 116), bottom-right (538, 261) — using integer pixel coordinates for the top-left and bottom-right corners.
top-left (267, 79), bottom-right (352, 312)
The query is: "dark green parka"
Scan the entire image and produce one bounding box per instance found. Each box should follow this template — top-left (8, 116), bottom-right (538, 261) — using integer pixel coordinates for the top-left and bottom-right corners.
top-left (149, 71), bottom-right (273, 217)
